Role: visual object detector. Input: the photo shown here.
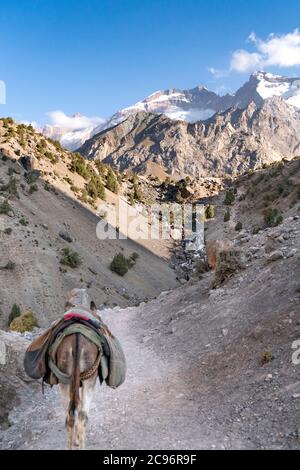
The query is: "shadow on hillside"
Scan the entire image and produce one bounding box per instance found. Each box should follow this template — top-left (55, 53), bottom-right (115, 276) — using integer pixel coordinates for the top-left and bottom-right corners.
top-left (0, 152), bottom-right (178, 267)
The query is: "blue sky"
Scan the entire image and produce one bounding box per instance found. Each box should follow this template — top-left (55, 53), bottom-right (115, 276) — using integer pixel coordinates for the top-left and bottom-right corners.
top-left (1, 0), bottom-right (300, 126)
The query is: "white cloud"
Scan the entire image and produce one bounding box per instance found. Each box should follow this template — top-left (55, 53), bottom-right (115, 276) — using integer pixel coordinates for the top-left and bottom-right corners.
top-left (253, 30), bottom-right (300, 67)
top-left (230, 29), bottom-right (300, 73)
top-left (207, 67), bottom-right (229, 79)
top-left (209, 29), bottom-right (300, 76)
top-left (230, 50), bottom-right (261, 73)
top-left (46, 110), bottom-right (105, 131)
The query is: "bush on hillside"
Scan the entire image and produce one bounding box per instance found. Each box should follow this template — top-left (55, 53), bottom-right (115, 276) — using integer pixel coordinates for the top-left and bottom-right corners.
top-left (110, 253), bottom-right (129, 276)
top-left (9, 310), bottom-right (38, 333)
top-left (106, 169), bottom-right (119, 194)
top-left (7, 304), bottom-right (21, 327)
top-left (19, 217), bottom-right (28, 226)
top-left (86, 176), bottom-right (105, 200)
top-left (0, 199), bottom-right (12, 215)
top-left (60, 248), bottom-right (82, 268)
top-left (29, 184), bottom-right (38, 194)
top-left (263, 207), bottom-right (283, 227)
top-left (224, 208), bottom-right (230, 222)
top-left (205, 204), bottom-right (215, 219)
top-left (224, 190), bottom-right (235, 205)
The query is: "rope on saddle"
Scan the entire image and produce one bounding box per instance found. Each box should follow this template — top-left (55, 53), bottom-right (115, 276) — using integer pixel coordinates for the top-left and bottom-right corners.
top-left (80, 350), bottom-right (102, 381)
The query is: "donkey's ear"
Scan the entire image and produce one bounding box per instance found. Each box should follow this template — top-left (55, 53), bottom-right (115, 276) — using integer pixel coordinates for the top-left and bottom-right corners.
top-left (90, 301), bottom-right (97, 313)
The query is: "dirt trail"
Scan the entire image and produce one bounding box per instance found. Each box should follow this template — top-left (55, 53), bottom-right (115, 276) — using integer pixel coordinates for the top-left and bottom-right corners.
top-left (0, 305), bottom-right (213, 450)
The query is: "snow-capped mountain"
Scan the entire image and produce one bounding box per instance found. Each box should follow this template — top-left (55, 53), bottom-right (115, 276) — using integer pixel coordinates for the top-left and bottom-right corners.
top-left (104, 86), bottom-right (233, 127)
top-left (43, 123), bottom-right (103, 151)
top-left (42, 72), bottom-right (300, 150)
top-left (233, 71), bottom-right (300, 108)
top-left (42, 113), bottom-right (105, 151)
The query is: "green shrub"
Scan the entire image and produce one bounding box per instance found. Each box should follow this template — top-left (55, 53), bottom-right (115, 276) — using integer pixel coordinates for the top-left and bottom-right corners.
top-left (263, 207), bottom-right (283, 227)
top-left (51, 139), bottom-right (62, 151)
top-left (130, 252), bottom-right (139, 261)
top-left (110, 253), bottom-right (129, 276)
top-left (70, 154), bottom-right (92, 179)
top-left (1, 117), bottom-right (14, 127)
top-left (29, 184), bottom-right (38, 194)
top-left (7, 304), bottom-right (21, 327)
top-left (79, 189), bottom-right (89, 203)
top-left (224, 208), bottom-right (230, 222)
top-left (86, 176), bottom-right (105, 200)
top-left (19, 217), bottom-right (28, 226)
top-left (261, 351), bottom-right (273, 365)
top-left (9, 310), bottom-right (38, 333)
top-left (44, 181), bottom-right (52, 192)
top-left (3, 227), bottom-right (12, 235)
top-left (106, 169), bottom-right (119, 194)
top-left (60, 248), bottom-right (81, 268)
top-left (235, 221), bottom-right (243, 231)
top-left (205, 204), bottom-right (215, 219)
top-left (44, 151), bottom-right (57, 164)
top-left (0, 199), bottom-right (12, 215)
top-left (224, 190), bottom-right (235, 205)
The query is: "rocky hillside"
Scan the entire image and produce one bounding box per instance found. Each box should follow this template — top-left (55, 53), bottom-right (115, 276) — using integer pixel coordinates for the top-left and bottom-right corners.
top-left (0, 118), bottom-right (178, 329)
top-left (79, 97), bottom-right (300, 178)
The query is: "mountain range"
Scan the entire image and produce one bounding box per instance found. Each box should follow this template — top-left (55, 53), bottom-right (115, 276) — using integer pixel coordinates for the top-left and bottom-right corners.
top-left (43, 71), bottom-right (300, 151)
top-left (79, 97), bottom-right (300, 178)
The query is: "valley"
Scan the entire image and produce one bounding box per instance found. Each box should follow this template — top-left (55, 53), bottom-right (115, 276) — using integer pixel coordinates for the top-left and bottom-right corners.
top-left (1, 71), bottom-right (300, 450)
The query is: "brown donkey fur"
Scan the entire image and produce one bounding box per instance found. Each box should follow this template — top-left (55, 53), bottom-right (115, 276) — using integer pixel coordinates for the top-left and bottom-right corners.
top-left (57, 289), bottom-right (100, 449)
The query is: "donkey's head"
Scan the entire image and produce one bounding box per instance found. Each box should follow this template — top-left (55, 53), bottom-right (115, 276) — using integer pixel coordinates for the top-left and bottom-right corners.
top-left (65, 288), bottom-right (90, 311)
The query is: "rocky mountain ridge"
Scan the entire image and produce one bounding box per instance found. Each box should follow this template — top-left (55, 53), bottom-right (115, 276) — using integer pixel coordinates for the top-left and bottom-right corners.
top-left (79, 97), bottom-right (300, 178)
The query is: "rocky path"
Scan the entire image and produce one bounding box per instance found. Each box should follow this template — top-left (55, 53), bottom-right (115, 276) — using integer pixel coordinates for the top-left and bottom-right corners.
top-left (0, 305), bottom-right (212, 450)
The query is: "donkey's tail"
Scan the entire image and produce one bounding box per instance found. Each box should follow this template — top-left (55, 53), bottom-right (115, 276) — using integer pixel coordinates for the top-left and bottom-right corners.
top-left (68, 333), bottom-right (81, 427)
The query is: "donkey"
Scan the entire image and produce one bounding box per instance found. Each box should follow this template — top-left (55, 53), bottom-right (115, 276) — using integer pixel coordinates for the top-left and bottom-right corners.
top-left (57, 288), bottom-right (100, 450)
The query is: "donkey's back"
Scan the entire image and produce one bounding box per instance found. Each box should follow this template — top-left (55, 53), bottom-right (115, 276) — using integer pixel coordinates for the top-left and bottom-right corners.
top-left (57, 332), bottom-right (99, 449)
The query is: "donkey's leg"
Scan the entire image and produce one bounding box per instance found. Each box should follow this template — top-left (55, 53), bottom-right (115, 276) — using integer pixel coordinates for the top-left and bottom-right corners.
top-left (76, 374), bottom-right (97, 450)
top-left (59, 383), bottom-right (74, 450)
